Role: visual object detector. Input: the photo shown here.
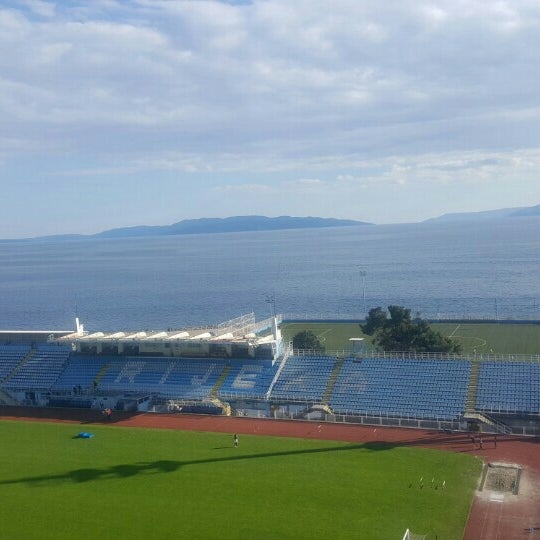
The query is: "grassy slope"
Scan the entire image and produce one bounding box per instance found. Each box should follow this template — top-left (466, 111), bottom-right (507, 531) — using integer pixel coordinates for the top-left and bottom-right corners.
top-left (0, 421), bottom-right (480, 539)
top-left (282, 322), bottom-right (540, 355)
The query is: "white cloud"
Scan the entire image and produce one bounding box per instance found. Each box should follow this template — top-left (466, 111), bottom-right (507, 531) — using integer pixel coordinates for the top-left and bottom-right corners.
top-left (2, 0), bottom-right (540, 149)
top-left (293, 178), bottom-right (324, 187)
top-left (20, 0), bottom-right (56, 18)
top-left (214, 183), bottom-right (273, 194)
top-left (334, 149), bottom-right (540, 188)
top-left (1, 0), bottom-right (540, 235)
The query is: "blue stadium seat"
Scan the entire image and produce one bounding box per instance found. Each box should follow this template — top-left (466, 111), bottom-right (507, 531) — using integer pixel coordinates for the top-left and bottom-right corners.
top-left (328, 357), bottom-right (471, 420)
top-left (270, 355), bottom-right (336, 401)
top-left (218, 361), bottom-right (279, 399)
top-left (476, 362), bottom-right (540, 414)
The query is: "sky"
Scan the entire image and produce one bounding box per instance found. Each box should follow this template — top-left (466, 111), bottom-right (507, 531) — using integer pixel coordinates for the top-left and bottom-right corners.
top-left (1, 0), bottom-right (540, 238)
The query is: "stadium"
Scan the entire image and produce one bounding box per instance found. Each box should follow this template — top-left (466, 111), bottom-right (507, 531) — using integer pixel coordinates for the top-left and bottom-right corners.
top-left (1, 313), bottom-right (539, 539)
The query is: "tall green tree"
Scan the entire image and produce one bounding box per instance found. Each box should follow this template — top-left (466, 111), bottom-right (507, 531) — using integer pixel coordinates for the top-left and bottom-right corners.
top-left (361, 305), bottom-right (461, 353)
top-left (292, 330), bottom-right (324, 352)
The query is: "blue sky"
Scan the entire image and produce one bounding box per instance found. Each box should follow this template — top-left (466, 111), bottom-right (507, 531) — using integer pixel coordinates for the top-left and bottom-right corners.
top-left (1, 0), bottom-right (540, 238)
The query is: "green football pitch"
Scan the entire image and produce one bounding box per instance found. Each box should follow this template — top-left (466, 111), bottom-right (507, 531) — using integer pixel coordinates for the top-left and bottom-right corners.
top-left (282, 321), bottom-right (540, 355)
top-left (0, 420), bottom-right (481, 539)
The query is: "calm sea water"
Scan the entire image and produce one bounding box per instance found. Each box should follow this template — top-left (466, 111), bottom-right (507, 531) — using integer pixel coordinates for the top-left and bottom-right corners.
top-left (0, 217), bottom-right (539, 331)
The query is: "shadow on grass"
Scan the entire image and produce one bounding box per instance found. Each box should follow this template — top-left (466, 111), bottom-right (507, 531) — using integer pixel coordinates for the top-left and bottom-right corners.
top-left (0, 405), bottom-right (141, 425)
top-left (374, 432), bottom-right (540, 452)
top-left (362, 441), bottom-right (395, 451)
top-left (0, 460), bottom-right (182, 486)
top-left (0, 442), bottom-right (387, 487)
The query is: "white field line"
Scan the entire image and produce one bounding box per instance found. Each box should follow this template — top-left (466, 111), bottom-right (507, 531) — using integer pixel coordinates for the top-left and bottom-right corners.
top-left (448, 324), bottom-right (488, 350)
top-left (448, 324), bottom-right (461, 338)
top-left (317, 329), bottom-right (333, 343)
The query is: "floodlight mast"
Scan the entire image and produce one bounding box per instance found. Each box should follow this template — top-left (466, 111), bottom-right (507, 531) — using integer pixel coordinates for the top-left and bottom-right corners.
top-left (359, 269), bottom-right (367, 318)
top-left (265, 294), bottom-right (276, 318)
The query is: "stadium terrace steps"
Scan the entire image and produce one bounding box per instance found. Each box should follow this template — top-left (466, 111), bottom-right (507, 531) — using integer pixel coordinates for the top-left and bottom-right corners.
top-left (322, 356), bottom-right (345, 403)
top-left (270, 355), bottom-right (337, 401)
top-left (207, 396), bottom-right (232, 416)
top-left (94, 364), bottom-right (111, 387)
top-left (4, 353), bottom-right (37, 386)
top-left (53, 355), bottom-right (110, 391)
top-left (6, 346), bottom-right (71, 391)
top-left (265, 355), bottom-right (288, 398)
top-left (0, 345), bottom-right (33, 383)
top-left (462, 411), bottom-right (512, 434)
top-left (465, 361), bottom-right (480, 412)
top-left (210, 365), bottom-right (231, 397)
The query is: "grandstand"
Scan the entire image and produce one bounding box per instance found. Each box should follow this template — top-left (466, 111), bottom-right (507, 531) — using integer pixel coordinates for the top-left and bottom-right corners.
top-left (329, 356), bottom-right (470, 421)
top-left (5, 345), bottom-right (71, 391)
top-left (0, 344), bottom-right (31, 381)
top-left (0, 315), bottom-right (539, 435)
top-left (476, 361), bottom-right (540, 414)
top-left (217, 361), bottom-right (279, 400)
top-left (98, 357), bottom-right (227, 398)
top-left (270, 355), bottom-right (337, 402)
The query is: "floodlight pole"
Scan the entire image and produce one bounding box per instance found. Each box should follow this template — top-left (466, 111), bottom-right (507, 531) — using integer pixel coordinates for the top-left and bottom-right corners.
top-left (265, 294), bottom-right (276, 318)
top-left (359, 269), bottom-right (367, 318)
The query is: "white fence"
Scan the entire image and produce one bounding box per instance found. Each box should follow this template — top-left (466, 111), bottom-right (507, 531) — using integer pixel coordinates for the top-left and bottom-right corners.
top-left (291, 349), bottom-right (540, 363)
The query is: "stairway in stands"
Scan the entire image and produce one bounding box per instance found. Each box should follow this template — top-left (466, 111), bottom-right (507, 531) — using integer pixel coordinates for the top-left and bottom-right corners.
top-left (2, 349), bottom-right (35, 386)
top-left (463, 360), bottom-right (512, 434)
top-left (209, 365), bottom-right (232, 415)
top-left (92, 364), bottom-right (110, 391)
top-left (465, 360), bottom-right (480, 413)
top-left (322, 356), bottom-right (345, 404)
top-left (210, 365), bottom-right (231, 397)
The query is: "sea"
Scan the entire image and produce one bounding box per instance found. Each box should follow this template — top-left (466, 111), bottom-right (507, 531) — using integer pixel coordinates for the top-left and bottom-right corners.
top-left (0, 217), bottom-right (539, 331)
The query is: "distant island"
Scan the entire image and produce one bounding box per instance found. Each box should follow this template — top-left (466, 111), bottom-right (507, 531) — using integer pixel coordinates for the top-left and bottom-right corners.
top-left (9, 216), bottom-right (371, 242)
top-left (96, 215), bottom-right (370, 238)
top-left (423, 204), bottom-right (540, 223)
top-left (3, 204), bottom-right (539, 242)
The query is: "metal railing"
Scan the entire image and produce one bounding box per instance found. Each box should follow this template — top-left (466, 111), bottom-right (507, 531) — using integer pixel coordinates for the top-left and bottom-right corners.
top-left (282, 312), bottom-right (540, 323)
top-left (292, 349), bottom-right (540, 363)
